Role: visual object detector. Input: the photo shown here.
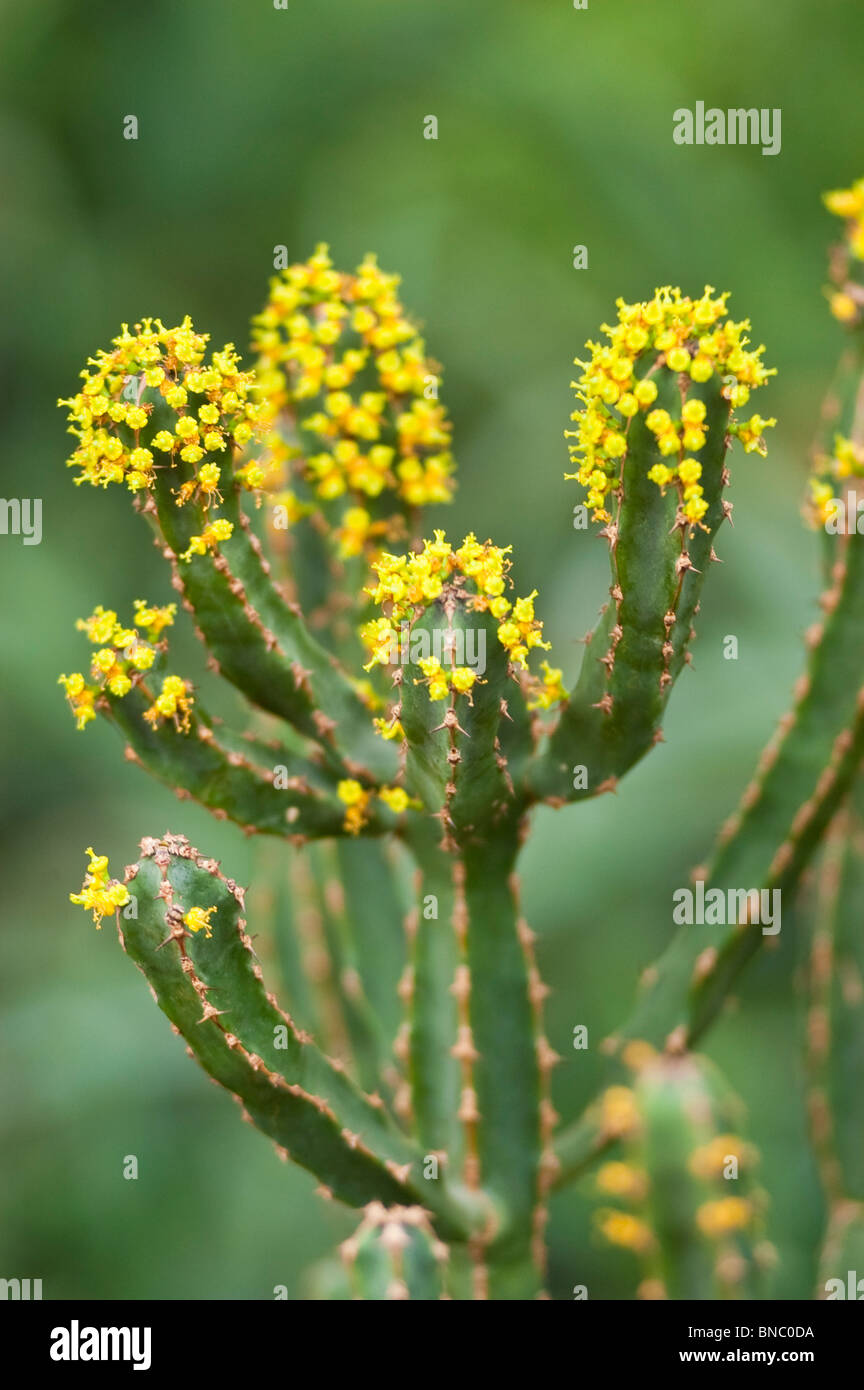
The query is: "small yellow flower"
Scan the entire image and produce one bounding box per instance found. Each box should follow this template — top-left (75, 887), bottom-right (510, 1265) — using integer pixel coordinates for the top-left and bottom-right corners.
top-left (647, 463), bottom-right (674, 489)
top-left (599, 1085), bottom-right (639, 1138)
top-left (689, 1135), bottom-right (752, 1181)
top-left (418, 656), bottom-right (450, 701)
top-left (197, 463), bottom-right (222, 495)
top-left (180, 518), bottom-right (233, 562)
top-left (337, 778), bottom-right (372, 834)
top-left (733, 413), bottom-right (776, 456)
top-left (373, 715), bottom-right (405, 742)
top-left (824, 184), bottom-right (864, 220)
top-left (678, 457), bottom-right (702, 486)
top-left (683, 494), bottom-right (709, 523)
top-left (689, 355), bottom-right (714, 383)
top-left (379, 785), bottom-right (410, 814)
top-left (634, 378), bottom-right (658, 407)
top-left (107, 672), bottom-right (132, 697)
top-left (127, 643), bottom-right (155, 672)
top-left (620, 1039), bottom-right (657, 1071)
top-left (830, 291), bottom-right (858, 323)
top-left (144, 675), bottom-right (194, 733)
top-left (337, 778), bottom-right (365, 805)
top-left (335, 505), bottom-right (372, 558)
top-left (596, 1210), bottom-right (654, 1253)
top-left (183, 905), bottom-right (217, 938)
top-left (526, 660), bottom-right (567, 711)
top-left (595, 1162), bottom-right (649, 1202)
top-left (69, 847), bottom-right (130, 928)
top-left (646, 408), bottom-right (672, 435)
top-left (666, 346), bottom-right (690, 372)
top-left (696, 1197), bottom-right (752, 1238)
top-left (58, 673), bottom-right (97, 729)
top-left (451, 667), bottom-right (477, 694)
top-left (132, 600), bottom-right (176, 638)
top-left (823, 179), bottom-right (864, 267)
top-left (77, 606), bottom-right (119, 645)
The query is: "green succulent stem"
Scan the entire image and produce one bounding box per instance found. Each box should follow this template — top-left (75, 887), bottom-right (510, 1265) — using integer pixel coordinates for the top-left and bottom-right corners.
top-left (107, 686), bottom-right (353, 840)
top-left (459, 826), bottom-right (545, 1299)
top-left (807, 778), bottom-right (864, 1301)
top-left (401, 819), bottom-right (464, 1162)
top-left (120, 835), bottom-right (474, 1240)
top-left (554, 533), bottom-right (864, 1187)
top-left (629, 1056), bottom-right (764, 1300)
top-left (340, 1204), bottom-right (449, 1300)
top-left (528, 370), bottom-right (731, 805)
top-left (143, 448), bottom-right (395, 782)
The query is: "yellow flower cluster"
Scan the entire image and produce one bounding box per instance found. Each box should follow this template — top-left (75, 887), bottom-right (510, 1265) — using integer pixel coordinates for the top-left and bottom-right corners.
top-left (595, 1161), bottom-right (649, 1202)
top-left (179, 517), bottom-right (234, 562)
top-left (808, 433), bottom-right (864, 526)
top-left (565, 286), bottom-right (776, 526)
top-left (58, 317), bottom-right (264, 561)
top-left (373, 714), bottom-right (405, 743)
top-left (688, 1135), bottom-right (752, 1181)
top-left (59, 601), bottom-right (192, 733)
top-left (822, 179), bottom-right (864, 323)
top-left (416, 656), bottom-right (479, 701)
top-left (144, 675), bottom-right (194, 734)
top-left (825, 179), bottom-right (864, 259)
top-left (526, 660), bottom-right (567, 712)
top-left (695, 1196), bottom-right (753, 1239)
top-left (619, 1039), bottom-right (658, 1071)
top-left (251, 244), bottom-right (455, 511)
top-left (593, 1052), bottom-right (759, 1262)
top-left (337, 778), bottom-right (417, 834)
top-left (69, 847), bottom-right (130, 927)
top-left (184, 905), bottom-right (217, 938)
top-left (595, 1209), bottom-right (654, 1254)
top-left (361, 532), bottom-right (563, 711)
top-left (333, 505), bottom-right (392, 560)
top-left (598, 1084), bottom-right (640, 1139)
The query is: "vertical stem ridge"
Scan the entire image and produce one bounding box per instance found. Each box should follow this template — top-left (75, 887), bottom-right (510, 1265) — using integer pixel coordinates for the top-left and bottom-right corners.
top-left (461, 828), bottom-right (544, 1299)
top-left (402, 824), bottom-right (463, 1167)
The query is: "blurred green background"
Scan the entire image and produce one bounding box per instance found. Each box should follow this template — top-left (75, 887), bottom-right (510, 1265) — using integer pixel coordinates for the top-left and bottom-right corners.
top-left (1, 0), bottom-right (862, 1300)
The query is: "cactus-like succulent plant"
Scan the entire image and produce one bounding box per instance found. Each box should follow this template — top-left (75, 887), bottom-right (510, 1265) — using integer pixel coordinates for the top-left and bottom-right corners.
top-left (807, 787), bottom-right (864, 1298)
top-left (58, 186), bottom-right (864, 1298)
top-left (589, 1050), bottom-right (770, 1301)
